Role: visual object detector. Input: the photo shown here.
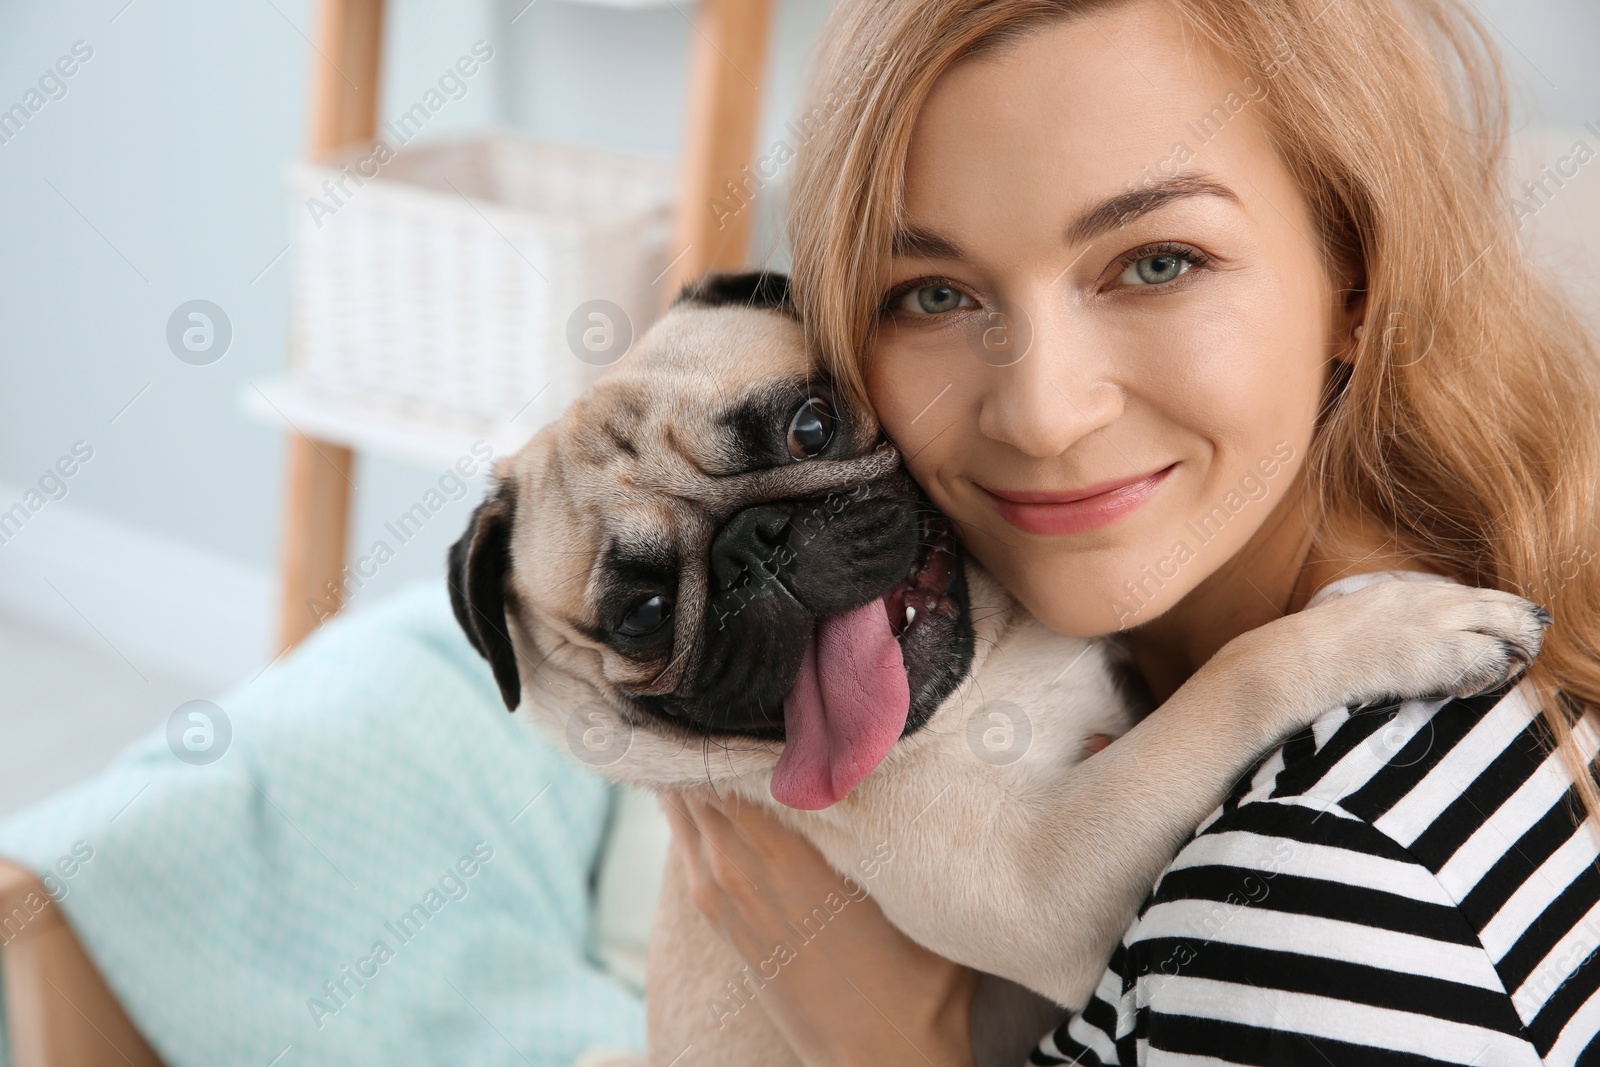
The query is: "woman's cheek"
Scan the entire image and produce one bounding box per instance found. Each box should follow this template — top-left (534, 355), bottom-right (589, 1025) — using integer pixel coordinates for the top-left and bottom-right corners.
top-left (1117, 289), bottom-right (1284, 435)
top-left (1129, 281), bottom-right (1324, 494)
top-left (870, 334), bottom-right (980, 433)
top-left (869, 342), bottom-right (987, 506)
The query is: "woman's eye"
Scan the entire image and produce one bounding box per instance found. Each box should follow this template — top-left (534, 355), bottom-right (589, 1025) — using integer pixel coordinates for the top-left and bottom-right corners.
top-left (786, 397), bottom-right (836, 460)
top-left (618, 594), bottom-right (671, 637)
top-left (896, 284), bottom-right (975, 316)
top-left (1115, 249), bottom-right (1201, 287)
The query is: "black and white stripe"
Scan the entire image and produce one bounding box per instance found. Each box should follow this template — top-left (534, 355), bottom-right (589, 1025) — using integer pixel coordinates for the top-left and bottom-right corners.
top-left (1032, 575), bottom-right (1600, 1066)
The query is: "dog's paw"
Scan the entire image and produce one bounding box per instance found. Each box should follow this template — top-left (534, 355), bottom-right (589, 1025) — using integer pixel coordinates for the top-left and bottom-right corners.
top-left (1300, 579), bottom-right (1551, 705)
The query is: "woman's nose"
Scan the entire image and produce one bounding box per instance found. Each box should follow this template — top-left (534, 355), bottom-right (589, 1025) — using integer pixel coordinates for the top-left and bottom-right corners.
top-left (975, 304), bottom-right (1123, 459)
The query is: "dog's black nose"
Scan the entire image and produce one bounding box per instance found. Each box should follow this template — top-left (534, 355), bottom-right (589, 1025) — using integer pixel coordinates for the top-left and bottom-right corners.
top-left (711, 505), bottom-right (792, 591)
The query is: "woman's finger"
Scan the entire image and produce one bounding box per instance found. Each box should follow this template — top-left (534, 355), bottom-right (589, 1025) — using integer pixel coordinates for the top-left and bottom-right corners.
top-left (657, 791), bottom-right (695, 839)
top-left (658, 791), bottom-right (709, 876)
top-left (664, 811), bottom-right (728, 928)
top-left (661, 788), bottom-right (763, 927)
top-left (687, 795), bottom-right (770, 899)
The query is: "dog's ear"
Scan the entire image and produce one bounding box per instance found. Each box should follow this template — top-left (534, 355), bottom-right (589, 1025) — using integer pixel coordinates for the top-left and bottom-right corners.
top-left (447, 483), bottom-right (522, 711)
top-left (671, 270), bottom-right (793, 315)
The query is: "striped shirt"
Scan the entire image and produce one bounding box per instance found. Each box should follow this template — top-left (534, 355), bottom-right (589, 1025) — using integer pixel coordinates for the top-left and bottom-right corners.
top-left (1032, 570), bottom-right (1600, 1066)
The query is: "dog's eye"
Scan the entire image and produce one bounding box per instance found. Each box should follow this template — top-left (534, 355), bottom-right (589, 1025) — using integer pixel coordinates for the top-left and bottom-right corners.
top-left (618, 594), bottom-right (672, 637)
top-left (786, 397), bottom-right (835, 461)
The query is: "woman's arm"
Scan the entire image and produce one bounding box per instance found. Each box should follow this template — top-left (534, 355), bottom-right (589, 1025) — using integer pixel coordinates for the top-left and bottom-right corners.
top-left (661, 788), bottom-right (980, 1067)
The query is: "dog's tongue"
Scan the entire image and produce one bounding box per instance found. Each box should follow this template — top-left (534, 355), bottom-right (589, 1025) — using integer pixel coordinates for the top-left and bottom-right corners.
top-left (770, 599), bottom-right (909, 810)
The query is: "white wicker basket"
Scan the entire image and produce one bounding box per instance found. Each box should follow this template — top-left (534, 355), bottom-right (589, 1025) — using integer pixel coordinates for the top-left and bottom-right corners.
top-left (285, 133), bottom-right (676, 435)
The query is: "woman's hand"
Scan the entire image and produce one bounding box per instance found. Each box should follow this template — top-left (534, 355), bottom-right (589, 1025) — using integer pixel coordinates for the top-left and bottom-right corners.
top-left (660, 786), bottom-right (979, 1067)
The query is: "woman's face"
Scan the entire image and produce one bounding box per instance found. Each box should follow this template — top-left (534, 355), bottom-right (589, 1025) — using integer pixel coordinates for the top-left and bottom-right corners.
top-left (867, 0), bottom-right (1354, 637)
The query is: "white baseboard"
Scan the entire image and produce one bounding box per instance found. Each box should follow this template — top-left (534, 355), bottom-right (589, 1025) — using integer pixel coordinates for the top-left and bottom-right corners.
top-left (0, 482), bottom-right (273, 692)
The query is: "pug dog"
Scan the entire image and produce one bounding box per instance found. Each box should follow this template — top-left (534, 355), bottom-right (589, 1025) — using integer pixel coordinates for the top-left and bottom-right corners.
top-left (447, 271), bottom-right (1547, 1067)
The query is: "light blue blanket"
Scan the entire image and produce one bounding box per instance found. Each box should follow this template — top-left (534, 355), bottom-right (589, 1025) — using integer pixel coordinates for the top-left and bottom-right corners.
top-left (0, 582), bottom-right (644, 1066)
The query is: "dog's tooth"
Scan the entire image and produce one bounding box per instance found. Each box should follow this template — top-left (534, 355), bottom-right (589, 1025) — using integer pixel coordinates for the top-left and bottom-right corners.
top-left (905, 606), bottom-right (917, 626)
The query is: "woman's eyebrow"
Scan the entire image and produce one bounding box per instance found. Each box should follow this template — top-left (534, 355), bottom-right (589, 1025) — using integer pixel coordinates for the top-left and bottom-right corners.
top-left (891, 226), bottom-right (965, 260)
top-left (1064, 174), bottom-right (1241, 246)
top-left (890, 174), bottom-right (1242, 260)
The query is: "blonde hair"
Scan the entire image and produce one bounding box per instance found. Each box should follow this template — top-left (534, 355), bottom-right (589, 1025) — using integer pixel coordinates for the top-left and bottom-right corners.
top-left (786, 0), bottom-right (1600, 823)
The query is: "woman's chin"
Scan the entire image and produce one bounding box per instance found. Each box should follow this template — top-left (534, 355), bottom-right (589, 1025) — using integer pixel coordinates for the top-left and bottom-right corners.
top-left (971, 549), bottom-right (1201, 638)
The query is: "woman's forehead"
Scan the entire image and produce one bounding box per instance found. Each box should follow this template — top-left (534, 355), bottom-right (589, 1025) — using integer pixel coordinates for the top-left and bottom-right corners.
top-left (894, 6), bottom-right (1293, 266)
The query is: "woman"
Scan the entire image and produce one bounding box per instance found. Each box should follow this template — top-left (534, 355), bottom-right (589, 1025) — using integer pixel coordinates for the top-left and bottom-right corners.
top-left (663, 0), bottom-right (1600, 1063)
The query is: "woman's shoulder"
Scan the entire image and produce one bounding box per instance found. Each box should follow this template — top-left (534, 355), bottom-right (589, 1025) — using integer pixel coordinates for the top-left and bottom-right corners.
top-left (1114, 673), bottom-right (1600, 1062)
top-left (1202, 670), bottom-right (1547, 840)
top-left (1187, 669), bottom-right (1598, 905)
top-left (1201, 669), bottom-right (1589, 861)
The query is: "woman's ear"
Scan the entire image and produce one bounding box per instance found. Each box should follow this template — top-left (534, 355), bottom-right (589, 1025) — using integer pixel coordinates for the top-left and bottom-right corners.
top-left (1333, 269), bottom-right (1369, 366)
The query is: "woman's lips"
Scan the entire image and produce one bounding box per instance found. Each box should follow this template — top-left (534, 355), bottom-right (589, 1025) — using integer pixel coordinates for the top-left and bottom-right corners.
top-left (980, 463), bottom-right (1176, 535)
